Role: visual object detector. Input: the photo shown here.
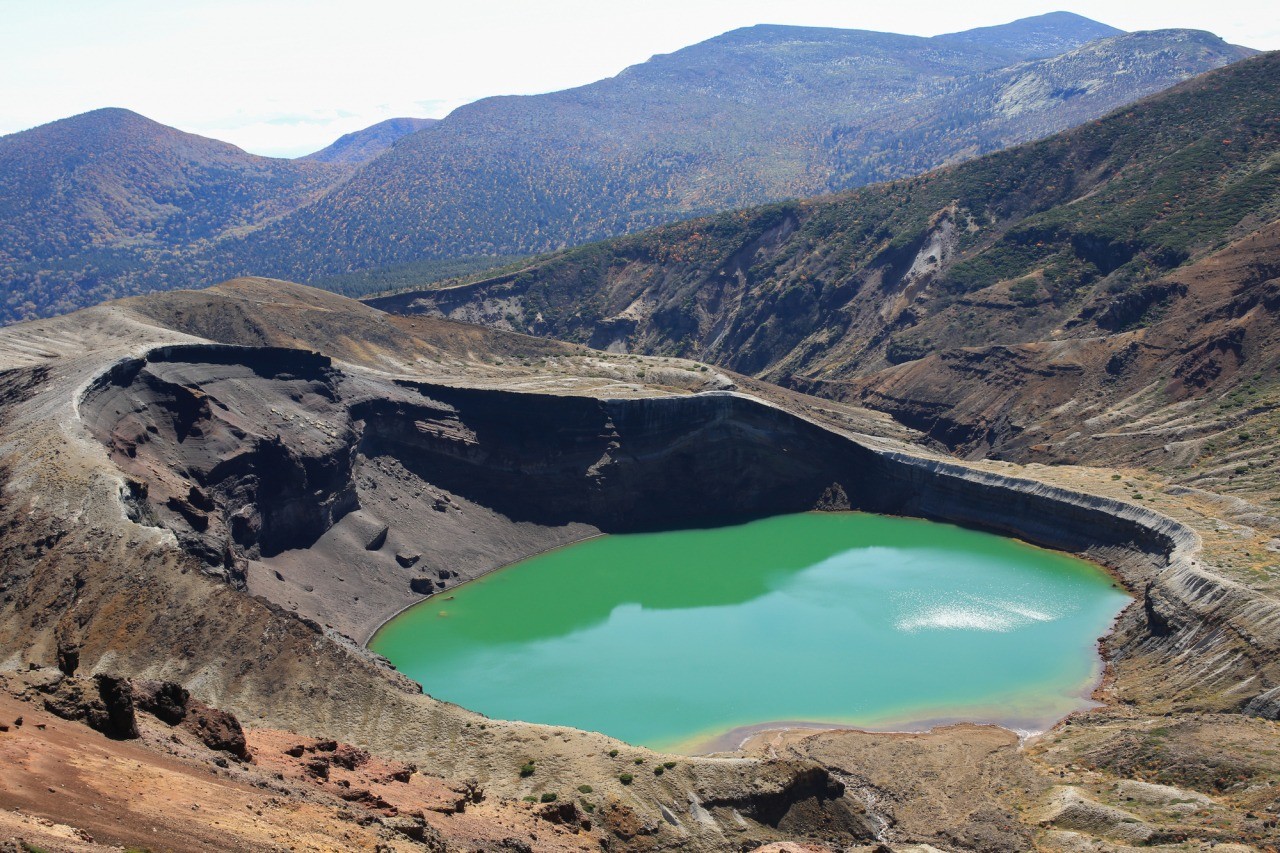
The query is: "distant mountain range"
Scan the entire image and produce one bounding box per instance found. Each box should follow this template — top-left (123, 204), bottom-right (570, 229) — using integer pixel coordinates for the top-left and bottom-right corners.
top-left (0, 108), bottom-right (348, 319)
top-left (301, 117), bottom-right (438, 165)
top-left (377, 51), bottom-right (1280, 477)
top-left (0, 12), bottom-right (1256, 325)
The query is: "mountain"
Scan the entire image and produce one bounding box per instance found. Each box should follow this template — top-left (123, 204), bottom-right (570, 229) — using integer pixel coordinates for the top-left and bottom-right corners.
top-left (0, 108), bottom-right (349, 321)
top-left (375, 51), bottom-right (1280, 482)
top-left (0, 16), bottom-right (1254, 326)
top-left (300, 116), bottom-right (439, 165)
top-left (214, 21), bottom-right (1249, 284)
top-left (932, 9), bottom-right (1121, 57)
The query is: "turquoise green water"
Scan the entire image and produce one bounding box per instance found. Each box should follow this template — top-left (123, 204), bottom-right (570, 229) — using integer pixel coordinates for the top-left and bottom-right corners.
top-left (371, 512), bottom-right (1130, 751)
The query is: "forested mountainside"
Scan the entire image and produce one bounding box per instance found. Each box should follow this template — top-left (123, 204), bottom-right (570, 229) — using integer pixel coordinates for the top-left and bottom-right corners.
top-left (0, 14), bottom-right (1251, 325)
top-left (219, 19), bottom-right (1247, 281)
top-left (300, 117), bottom-right (438, 165)
top-left (376, 52), bottom-right (1280, 486)
top-left (0, 108), bottom-right (349, 321)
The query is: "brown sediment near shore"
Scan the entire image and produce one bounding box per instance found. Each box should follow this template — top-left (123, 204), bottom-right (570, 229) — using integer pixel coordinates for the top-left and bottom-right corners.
top-left (684, 696), bottom-right (1107, 757)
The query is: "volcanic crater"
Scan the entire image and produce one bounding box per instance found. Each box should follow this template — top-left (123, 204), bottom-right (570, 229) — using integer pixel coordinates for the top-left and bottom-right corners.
top-left (3, 279), bottom-right (1279, 850)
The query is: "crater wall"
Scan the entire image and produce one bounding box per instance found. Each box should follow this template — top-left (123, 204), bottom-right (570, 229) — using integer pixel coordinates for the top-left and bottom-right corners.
top-left (75, 344), bottom-right (1280, 722)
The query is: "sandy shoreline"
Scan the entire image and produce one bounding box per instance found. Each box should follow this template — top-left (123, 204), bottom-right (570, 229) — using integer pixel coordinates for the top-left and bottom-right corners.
top-left (683, 710), bottom-right (1071, 756)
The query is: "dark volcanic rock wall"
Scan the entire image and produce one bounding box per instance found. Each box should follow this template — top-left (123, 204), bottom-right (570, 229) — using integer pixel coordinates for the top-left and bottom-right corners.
top-left (75, 343), bottom-right (1280, 719)
top-left (83, 345), bottom-right (361, 579)
top-left (359, 385), bottom-right (880, 531)
top-left (84, 345), bottom-right (1177, 575)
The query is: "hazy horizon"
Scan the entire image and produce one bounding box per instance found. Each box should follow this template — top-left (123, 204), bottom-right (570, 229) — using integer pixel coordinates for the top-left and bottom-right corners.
top-left (2, 0), bottom-right (1275, 157)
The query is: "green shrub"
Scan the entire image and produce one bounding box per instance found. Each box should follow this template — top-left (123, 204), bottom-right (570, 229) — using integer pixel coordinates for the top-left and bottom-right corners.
top-left (1008, 278), bottom-right (1040, 306)
top-left (662, 761), bottom-right (677, 769)
top-left (634, 757), bottom-right (644, 765)
top-left (519, 762), bottom-right (536, 777)
top-left (540, 792), bottom-right (558, 803)
top-left (608, 749), bottom-right (618, 757)
top-left (885, 334), bottom-right (932, 364)
top-left (578, 784), bottom-right (594, 793)
top-left (619, 773), bottom-right (634, 785)
top-left (523, 795), bottom-right (538, 802)
top-left (653, 766), bottom-right (664, 775)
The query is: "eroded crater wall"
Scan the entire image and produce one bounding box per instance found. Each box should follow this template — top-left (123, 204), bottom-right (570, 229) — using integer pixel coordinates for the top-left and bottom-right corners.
top-left (75, 344), bottom-right (1280, 722)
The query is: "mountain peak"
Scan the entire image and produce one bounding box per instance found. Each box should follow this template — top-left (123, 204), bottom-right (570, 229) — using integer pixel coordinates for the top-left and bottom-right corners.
top-left (936, 11), bottom-right (1124, 60)
top-left (15, 106), bottom-right (156, 136)
top-left (75, 106), bottom-right (146, 121)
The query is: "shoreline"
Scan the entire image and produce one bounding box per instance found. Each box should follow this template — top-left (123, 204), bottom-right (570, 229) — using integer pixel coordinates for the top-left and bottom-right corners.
top-left (368, 513), bottom-right (1130, 756)
top-left (674, 652), bottom-right (1119, 756)
top-left (681, 708), bottom-right (1083, 756)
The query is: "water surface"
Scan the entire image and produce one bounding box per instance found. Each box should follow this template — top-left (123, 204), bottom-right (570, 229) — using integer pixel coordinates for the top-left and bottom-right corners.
top-left (372, 512), bottom-right (1130, 750)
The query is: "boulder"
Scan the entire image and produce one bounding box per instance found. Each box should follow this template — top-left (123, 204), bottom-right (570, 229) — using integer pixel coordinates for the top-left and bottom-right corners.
top-left (40, 673), bottom-right (138, 740)
top-left (95, 675), bottom-right (139, 740)
top-left (131, 678), bottom-right (247, 759)
top-left (537, 800), bottom-right (581, 825)
top-left (330, 744), bottom-right (370, 770)
top-left (133, 679), bottom-right (190, 725)
top-left (365, 525), bottom-right (389, 551)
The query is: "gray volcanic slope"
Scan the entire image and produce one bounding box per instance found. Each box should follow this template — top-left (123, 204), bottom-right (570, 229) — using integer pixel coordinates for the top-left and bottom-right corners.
top-left (3, 279), bottom-right (1280, 848)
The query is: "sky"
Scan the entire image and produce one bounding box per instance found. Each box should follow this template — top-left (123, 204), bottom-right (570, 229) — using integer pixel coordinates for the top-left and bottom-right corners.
top-left (1, 0), bottom-right (1276, 158)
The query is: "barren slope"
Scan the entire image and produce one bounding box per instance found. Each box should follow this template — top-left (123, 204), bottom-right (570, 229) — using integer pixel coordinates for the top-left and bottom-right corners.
top-left (1, 280), bottom-right (1279, 851)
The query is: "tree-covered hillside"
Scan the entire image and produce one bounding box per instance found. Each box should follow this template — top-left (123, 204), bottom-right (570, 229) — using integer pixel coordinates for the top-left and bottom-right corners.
top-left (0, 14), bottom-right (1253, 325)
top-left (0, 109), bottom-right (348, 321)
top-left (224, 19), bottom-right (1247, 282)
top-left (377, 50), bottom-right (1280, 463)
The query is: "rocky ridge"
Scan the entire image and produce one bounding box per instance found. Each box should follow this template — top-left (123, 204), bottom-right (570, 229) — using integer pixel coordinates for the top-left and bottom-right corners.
top-left (2, 279), bottom-right (1279, 849)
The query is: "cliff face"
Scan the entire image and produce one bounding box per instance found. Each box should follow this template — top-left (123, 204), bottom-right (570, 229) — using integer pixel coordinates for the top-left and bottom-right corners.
top-left (76, 340), bottom-right (1280, 723)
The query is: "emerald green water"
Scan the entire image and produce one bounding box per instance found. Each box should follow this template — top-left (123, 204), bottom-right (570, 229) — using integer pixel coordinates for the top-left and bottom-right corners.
top-left (371, 513), bottom-right (1130, 751)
